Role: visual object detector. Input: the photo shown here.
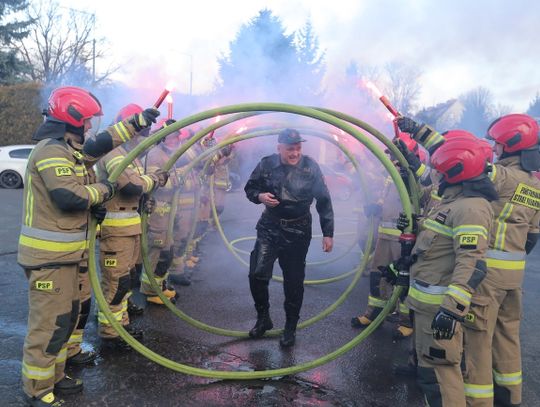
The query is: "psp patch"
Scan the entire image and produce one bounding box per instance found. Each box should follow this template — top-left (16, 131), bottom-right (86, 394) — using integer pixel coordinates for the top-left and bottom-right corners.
top-left (35, 281), bottom-right (53, 290)
top-left (104, 258), bottom-right (117, 267)
top-left (459, 234), bottom-right (479, 249)
top-left (54, 166), bottom-right (72, 176)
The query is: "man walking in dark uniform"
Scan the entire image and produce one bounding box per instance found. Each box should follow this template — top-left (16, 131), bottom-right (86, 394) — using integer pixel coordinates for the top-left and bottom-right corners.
top-left (244, 128), bottom-right (334, 347)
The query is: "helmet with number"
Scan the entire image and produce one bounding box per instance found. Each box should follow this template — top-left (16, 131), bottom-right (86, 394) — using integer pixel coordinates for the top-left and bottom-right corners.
top-left (431, 136), bottom-right (493, 184)
top-left (115, 103), bottom-right (143, 123)
top-left (48, 86), bottom-right (103, 127)
top-left (487, 113), bottom-right (539, 153)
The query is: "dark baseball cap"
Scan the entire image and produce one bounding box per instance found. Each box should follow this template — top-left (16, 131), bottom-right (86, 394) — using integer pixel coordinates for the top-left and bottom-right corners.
top-left (278, 128), bottom-right (306, 144)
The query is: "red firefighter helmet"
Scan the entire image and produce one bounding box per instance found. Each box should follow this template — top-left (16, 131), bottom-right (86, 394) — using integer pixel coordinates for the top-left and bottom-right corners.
top-left (431, 136), bottom-right (493, 183)
top-left (114, 103), bottom-right (143, 123)
top-left (487, 113), bottom-right (539, 153)
top-left (443, 129), bottom-right (493, 163)
top-left (48, 86), bottom-right (103, 127)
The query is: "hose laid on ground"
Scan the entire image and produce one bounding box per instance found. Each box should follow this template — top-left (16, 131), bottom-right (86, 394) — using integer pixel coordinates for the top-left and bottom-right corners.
top-left (88, 102), bottom-right (417, 378)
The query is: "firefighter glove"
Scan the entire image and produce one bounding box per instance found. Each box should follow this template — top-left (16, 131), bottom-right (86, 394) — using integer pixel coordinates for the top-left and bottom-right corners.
top-left (394, 139), bottom-right (422, 172)
top-left (396, 117), bottom-right (420, 135)
top-left (364, 203), bottom-right (383, 217)
top-left (431, 309), bottom-right (460, 340)
top-left (379, 263), bottom-right (399, 285)
top-left (142, 195), bottom-right (156, 214)
top-left (130, 108), bottom-right (160, 133)
top-left (101, 180), bottom-right (117, 202)
top-left (221, 144), bottom-right (234, 157)
top-left (397, 212), bottom-right (418, 233)
top-left (91, 204), bottom-right (107, 224)
top-left (153, 169), bottom-right (169, 188)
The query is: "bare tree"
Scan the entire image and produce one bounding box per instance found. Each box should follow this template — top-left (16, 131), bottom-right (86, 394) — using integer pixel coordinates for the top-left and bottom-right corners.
top-left (17, 0), bottom-right (117, 87)
top-left (383, 61), bottom-right (422, 115)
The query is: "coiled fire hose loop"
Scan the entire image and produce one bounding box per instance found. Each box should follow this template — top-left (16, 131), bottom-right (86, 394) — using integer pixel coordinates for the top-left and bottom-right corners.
top-left (139, 133), bottom-right (370, 335)
top-left (88, 103), bottom-right (418, 378)
top-left (161, 124), bottom-right (368, 275)
top-left (201, 128), bottom-right (367, 284)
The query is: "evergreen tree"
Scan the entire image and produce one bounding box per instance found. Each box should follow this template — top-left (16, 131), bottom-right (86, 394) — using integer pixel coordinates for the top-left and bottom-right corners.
top-left (294, 19), bottom-right (326, 101)
top-left (458, 87), bottom-right (494, 137)
top-left (0, 0), bottom-right (32, 84)
top-left (527, 92), bottom-right (540, 118)
top-left (217, 10), bottom-right (325, 103)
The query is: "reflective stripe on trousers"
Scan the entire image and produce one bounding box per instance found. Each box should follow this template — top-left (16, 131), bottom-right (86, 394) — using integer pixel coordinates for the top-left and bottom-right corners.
top-left (102, 211), bottom-right (141, 227)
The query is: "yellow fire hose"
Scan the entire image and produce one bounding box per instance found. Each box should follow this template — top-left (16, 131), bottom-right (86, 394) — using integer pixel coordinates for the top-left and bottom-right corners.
top-left (88, 103), bottom-right (418, 379)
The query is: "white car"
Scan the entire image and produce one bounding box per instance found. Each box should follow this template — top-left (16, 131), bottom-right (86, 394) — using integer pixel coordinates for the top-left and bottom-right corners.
top-left (0, 144), bottom-right (35, 189)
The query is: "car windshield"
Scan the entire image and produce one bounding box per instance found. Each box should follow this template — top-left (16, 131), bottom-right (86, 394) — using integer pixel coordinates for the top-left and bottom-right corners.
top-left (8, 148), bottom-right (32, 159)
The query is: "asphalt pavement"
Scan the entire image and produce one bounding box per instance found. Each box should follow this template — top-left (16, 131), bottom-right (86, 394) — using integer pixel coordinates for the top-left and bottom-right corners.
top-left (1, 187), bottom-right (540, 406)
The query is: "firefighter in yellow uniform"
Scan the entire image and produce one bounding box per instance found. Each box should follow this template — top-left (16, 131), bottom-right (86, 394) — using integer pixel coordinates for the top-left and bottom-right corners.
top-left (19, 86), bottom-right (160, 407)
top-left (351, 133), bottom-right (429, 339)
top-left (463, 115), bottom-right (540, 407)
top-left (96, 104), bottom-right (168, 346)
top-left (398, 114), bottom-right (540, 406)
top-left (141, 120), bottom-right (182, 303)
top-left (401, 134), bottom-right (495, 407)
top-left (351, 175), bottom-right (406, 336)
top-left (212, 143), bottom-right (234, 219)
top-left (166, 127), bottom-right (200, 285)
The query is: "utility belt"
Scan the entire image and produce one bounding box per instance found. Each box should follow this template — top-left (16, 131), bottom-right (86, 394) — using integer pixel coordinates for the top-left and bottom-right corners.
top-left (486, 250), bottom-right (526, 270)
top-left (263, 210), bottom-right (311, 228)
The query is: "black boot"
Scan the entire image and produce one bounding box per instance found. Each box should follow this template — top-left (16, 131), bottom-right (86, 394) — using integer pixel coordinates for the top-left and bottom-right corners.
top-left (54, 375), bottom-right (83, 395)
top-left (127, 298), bottom-right (144, 316)
top-left (279, 318), bottom-right (298, 348)
top-left (66, 350), bottom-right (97, 366)
top-left (249, 309), bottom-right (273, 338)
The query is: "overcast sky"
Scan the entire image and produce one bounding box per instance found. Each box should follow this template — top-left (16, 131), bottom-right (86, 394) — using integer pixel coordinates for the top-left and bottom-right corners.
top-left (56, 0), bottom-right (540, 112)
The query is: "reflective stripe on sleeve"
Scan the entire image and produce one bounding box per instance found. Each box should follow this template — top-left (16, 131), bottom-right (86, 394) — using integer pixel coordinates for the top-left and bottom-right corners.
top-left (453, 225), bottom-right (488, 240)
top-left (113, 122), bottom-right (131, 143)
top-left (423, 219), bottom-right (453, 237)
top-left (105, 155), bottom-right (125, 173)
top-left (408, 280), bottom-right (447, 305)
top-left (35, 157), bottom-right (74, 172)
top-left (84, 185), bottom-right (100, 205)
top-left (446, 284), bottom-right (472, 306)
top-left (141, 175), bottom-right (155, 191)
